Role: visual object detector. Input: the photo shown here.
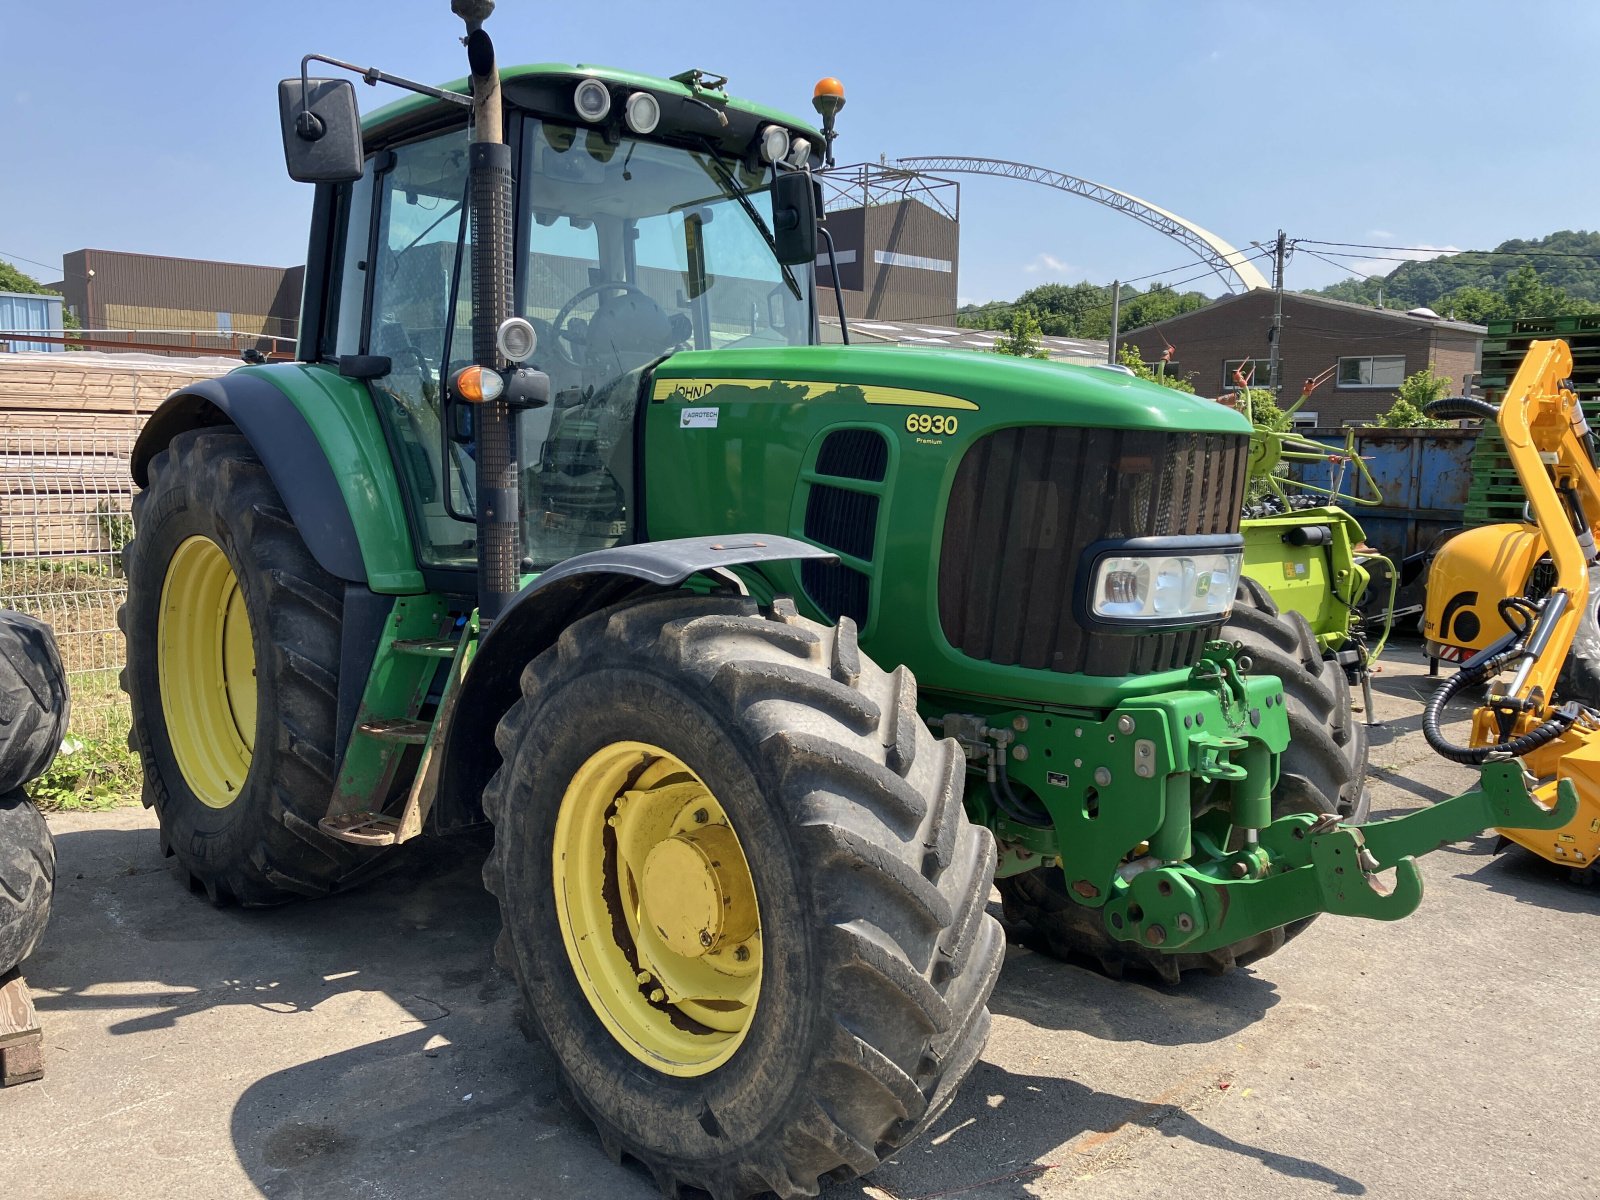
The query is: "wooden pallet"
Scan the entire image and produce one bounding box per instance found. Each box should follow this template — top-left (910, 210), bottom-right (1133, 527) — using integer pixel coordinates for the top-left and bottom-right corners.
top-left (0, 968), bottom-right (44, 1086)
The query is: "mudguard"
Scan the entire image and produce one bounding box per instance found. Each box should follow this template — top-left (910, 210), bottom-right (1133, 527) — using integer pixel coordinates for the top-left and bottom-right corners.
top-left (132, 372), bottom-right (370, 583)
top-left (434, 535), bottom-right (836, 826)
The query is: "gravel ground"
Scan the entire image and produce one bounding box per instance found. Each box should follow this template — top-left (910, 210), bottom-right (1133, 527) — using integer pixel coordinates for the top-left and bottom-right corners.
top-left (3, 641), bottom-right (1597, 1200)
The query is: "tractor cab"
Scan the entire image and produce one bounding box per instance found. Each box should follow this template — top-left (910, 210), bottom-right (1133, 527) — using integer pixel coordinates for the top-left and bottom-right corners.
top-left (302, 67), bottom-right (824, 574)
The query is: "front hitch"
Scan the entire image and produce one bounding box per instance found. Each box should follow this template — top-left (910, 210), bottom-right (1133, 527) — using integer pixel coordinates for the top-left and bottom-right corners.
top-left (1101, 760), bottom-right (1576, 954)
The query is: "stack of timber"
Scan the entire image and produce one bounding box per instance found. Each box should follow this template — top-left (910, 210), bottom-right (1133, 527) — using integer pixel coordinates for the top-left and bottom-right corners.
top-left (0, 352), bottom-right (229, 557)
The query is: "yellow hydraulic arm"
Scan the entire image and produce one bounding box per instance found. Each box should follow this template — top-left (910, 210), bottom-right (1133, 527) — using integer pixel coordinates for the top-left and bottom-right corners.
top-left (1423, 339), bottom-right (1600, 875)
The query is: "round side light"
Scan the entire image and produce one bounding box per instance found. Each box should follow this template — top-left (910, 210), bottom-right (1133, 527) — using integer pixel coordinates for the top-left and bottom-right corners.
top-left (496, 316), bottom-right (537, 364)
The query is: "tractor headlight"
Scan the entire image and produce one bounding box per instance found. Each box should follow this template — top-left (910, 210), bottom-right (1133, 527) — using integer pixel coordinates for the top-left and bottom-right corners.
top-left (759, 124), bottom-right (791, 163)
top-left (574, 78), bottom-right (612, 122)
top-left (1083, 538), bottom-right (1242, 627)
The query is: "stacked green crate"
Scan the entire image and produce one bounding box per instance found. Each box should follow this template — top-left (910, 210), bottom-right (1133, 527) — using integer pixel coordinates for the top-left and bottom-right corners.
top-left (1465, 313), bottom-right (1600, 526)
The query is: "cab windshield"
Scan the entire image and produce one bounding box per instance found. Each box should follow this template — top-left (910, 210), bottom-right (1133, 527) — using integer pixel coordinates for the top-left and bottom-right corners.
top-left (511, 120), bottom-right (814, 566)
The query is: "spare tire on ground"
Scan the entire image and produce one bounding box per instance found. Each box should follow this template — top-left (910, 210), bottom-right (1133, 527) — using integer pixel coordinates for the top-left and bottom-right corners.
top-left (0, 788), bottom-right (55, 974)
top-left (0, 610), bottom-right (68, 974)
top-left (0, 611), bottom-right (70, 795)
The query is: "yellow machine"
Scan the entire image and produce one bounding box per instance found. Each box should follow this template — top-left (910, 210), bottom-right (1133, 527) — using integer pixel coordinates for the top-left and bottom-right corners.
top-left (1423, 339), bottom-right (1600, 881)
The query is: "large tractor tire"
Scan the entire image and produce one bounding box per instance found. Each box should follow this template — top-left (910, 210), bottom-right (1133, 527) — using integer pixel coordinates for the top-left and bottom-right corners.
top-left (0, 610), bottom-right (70, 796)
top-left (0, 789), bottom-right (55, 974)
top-left (483, 594), bottom-right (1004, 1199)
top-left (120, 428), bottom-right (384, 906)
top-left (998, 578), bottom-right (1371, 984)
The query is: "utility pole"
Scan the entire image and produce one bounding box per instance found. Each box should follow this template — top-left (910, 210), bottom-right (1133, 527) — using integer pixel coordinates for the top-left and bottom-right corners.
top-left (1266, 230), bottom-right (1286, 399)
top-left (1107, 280), bottom-right (1120, 364)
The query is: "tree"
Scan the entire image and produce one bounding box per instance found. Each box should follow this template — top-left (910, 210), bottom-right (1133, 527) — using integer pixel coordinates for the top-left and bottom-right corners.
top-left (993, 307), bottom-right (1048, 358)
top-left (1115, 344), bottom-right (1196, 393)
top-left (1373, 367), bottom-right (1451, 428)
top-left (1432, 284), bottom-right (1506, 324)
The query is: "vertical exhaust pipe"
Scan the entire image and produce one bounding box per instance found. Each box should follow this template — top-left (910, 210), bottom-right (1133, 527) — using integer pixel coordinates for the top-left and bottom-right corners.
top-left (454, 0), bottom-right (518, 623)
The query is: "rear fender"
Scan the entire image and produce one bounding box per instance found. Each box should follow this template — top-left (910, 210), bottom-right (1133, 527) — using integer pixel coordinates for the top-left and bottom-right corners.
top-left (434, 535), bottom-right (836, 828)
top-left (130, 366), bottom-right (424, 593)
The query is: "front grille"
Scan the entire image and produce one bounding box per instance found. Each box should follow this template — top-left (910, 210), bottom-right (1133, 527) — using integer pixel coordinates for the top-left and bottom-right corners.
top-left (938, 426), bottom-right (1249, 676)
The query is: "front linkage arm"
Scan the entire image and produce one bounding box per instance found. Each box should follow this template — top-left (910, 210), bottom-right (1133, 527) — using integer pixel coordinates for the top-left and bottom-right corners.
top-left (1101, 760), bottom-right (1576, 954)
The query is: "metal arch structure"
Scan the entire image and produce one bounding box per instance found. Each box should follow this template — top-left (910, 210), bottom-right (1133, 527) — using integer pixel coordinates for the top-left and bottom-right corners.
top-left (895, 156), bottom-right (1270, 294)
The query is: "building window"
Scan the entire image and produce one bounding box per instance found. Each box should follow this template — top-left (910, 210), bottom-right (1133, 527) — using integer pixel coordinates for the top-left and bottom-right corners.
top-left (1291, 411), bottom-right (1319, 430)
top-left (1336, 355), bottom-right (1405, 388)
top-left (873, 250), bottom-right (952, 273)
top-left (1223, 357), bottom-right (1274, 390)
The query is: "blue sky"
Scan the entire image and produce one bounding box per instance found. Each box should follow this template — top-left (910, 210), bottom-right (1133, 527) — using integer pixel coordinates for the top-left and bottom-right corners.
top-left (5, 0), bottom-right (1599, 310)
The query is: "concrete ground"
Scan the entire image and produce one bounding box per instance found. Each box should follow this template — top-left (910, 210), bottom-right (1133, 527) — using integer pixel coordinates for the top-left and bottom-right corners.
top-left (4, 642), bottom-right (1598, 1199)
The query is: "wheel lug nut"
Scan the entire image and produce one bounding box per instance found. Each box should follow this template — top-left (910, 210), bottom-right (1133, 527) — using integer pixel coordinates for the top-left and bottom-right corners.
top-left (649, 988), bottom-right (666, 1003)
top-left (734, 946), bottom-right (750, 962)
top-left (636, 970), bottom-right (651, 984)
top-left (692, 808), bottom-right (708, 824)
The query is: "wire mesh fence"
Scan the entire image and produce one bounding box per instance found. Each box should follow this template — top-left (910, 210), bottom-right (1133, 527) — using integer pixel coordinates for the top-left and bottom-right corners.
top-left (0, 428), bottom-right (138, 738)
top-left (0, 351), bottom-right (229, 743)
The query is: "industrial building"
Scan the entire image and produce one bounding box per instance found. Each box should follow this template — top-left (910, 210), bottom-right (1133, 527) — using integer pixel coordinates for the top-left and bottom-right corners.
top-left (815, 164), bottom-right (960, 324)
top-left (46, 249), bottom-right (302, 356)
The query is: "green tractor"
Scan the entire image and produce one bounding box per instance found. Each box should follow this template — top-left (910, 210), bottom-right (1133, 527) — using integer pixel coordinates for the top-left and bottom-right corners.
top-left (118, 5), bottom-right (1570, 1195)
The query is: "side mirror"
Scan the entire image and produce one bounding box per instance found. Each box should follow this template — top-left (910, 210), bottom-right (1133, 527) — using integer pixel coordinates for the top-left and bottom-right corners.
top-left (771, 171), bottom-right (819, 267)
top-left (277, 77), bottom-right (364, 183)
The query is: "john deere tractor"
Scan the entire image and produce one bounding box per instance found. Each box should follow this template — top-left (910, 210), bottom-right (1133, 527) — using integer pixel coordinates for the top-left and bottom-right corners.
top-left (118, 6), bottom-right (1573, 1195)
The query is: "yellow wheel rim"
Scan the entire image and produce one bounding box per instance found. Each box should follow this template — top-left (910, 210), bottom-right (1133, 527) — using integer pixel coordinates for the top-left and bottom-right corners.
top-left (157, 536), bottom-right (257, 810)
top-left (553, 741), bottom-right (762, 1076)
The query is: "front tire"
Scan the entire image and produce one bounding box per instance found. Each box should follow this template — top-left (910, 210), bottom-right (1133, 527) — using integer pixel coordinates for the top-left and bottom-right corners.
top-left (482, 595), bottom-right (1003, 1199)
top-left (120, 428), bottom-right (384, 905)
top-left (999, 579), bottom-right (1371, 984)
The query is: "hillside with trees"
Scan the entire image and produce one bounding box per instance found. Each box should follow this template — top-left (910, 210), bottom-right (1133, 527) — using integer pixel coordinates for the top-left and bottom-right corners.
top-left (956, 280), bottom-right (1211, 339)
top-left (1311, 229), bottom-right (1600, 322)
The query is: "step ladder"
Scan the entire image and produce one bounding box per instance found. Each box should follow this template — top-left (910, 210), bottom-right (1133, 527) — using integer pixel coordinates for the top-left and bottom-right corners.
top-left (319, 598), bottom-right (477, 847)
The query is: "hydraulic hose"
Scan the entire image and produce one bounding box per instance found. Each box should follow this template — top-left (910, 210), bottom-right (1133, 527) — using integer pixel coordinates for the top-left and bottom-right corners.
top-left (992, 752), bottom-right (1053, 827)
top-left (1424, 396), bottom-right (1500, 422)
top-left (1422, 638), bottom-right (1579, 764)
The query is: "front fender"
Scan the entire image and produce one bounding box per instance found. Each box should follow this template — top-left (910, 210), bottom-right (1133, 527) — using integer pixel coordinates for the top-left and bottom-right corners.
top-left (434, 535), bottom-right (836, 826)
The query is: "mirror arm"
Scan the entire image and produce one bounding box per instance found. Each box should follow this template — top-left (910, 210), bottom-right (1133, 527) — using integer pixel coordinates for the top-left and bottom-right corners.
top-left (297, 51), bottom-right (472, 139)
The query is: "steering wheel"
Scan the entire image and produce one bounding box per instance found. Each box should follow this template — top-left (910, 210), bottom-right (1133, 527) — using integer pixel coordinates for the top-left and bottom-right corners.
top-left (551, 281), bottom-right (654, 369)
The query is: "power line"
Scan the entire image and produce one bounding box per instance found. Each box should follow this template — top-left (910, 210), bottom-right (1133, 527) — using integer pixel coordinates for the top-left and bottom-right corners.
top-left (1298, 239), bottom-right (1600, 261)
top-left (913, 246), bottom-right (1275, 328)
top-left (1298, 247), bottom-right (1387, 282)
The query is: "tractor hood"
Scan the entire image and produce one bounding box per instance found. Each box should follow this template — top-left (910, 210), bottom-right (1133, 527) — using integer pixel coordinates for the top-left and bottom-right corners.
top-left (650, 345), bottom-right (1249, 435)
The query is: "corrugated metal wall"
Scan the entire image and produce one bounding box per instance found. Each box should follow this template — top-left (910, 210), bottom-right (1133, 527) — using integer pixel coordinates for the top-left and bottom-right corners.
top-left (0, 291), bottom-right (64, 353)
top-left (57, 249), bottom-right (303, 352)
top-left (817, 198), bottom-right (959, 323)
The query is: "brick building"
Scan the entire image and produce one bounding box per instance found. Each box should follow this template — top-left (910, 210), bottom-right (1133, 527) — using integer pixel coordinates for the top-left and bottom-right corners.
top-left (1118, 291), bottom-right (1484, 429)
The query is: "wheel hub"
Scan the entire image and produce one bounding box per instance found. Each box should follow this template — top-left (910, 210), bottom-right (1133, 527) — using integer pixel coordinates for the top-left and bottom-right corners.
top-left (640, 826), bottom-right (758, 958)
top-left (553, 742), bottom-right (762, 1076)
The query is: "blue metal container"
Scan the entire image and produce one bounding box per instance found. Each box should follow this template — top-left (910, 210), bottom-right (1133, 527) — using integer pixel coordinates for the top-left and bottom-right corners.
top-left (1288, 427), bottom-right (1475, 561)
top-left (0, 291), bottom-right (64, 353)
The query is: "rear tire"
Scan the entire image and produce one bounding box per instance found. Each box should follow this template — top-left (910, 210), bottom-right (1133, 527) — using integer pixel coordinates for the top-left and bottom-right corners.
top-left (0, 789), bottom-right (54, 974)
top-left (120, 428), bottom-right (385, 906)
top-left (998, 578), bottom-right (1371, 984)
top-left (483, 594), bottom-right (1003, 1199)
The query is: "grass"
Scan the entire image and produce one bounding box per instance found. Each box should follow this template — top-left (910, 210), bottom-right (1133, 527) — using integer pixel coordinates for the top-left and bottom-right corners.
top-left (28, 669), bottom-right (142, 813)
